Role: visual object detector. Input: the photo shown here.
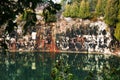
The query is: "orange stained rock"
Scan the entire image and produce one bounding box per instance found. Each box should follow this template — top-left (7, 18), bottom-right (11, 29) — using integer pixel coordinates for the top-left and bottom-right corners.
top-left (49, 39), bottom-right (59, 53)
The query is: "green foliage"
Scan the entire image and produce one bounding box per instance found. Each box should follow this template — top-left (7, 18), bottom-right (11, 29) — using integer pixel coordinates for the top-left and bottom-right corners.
top-left (95, 0), bottom-right (103, 16)
top-left (71, 0), bottom-right (82, 3)
top-left (63, 4), bottom-right (71, 17)
top-left (79, 0), bottom-right (90, 19)
top-left (102, 66), bottom-right (120, 80)
top-left (117, 2), bottom-right (120, 22)
top-left (79, 0), bottom-right (86, 18)
top-left (63, 0), bottom-right (90, 19)
top-left (104, 0), bottom-right (119, 26)
top-left (22, 9), bottom-right (36, 22)
top-left (43, 1), bottom-right (61, 23)
top-left (20, 8), bottom-right (37, 35)
top-left (0, 0), bottom-right (42, 36)
top-left (51, 54), bottom-right (73, 80)
top-left (89, 0), bottom-right (97, 11)
top-left (84, 72), bottom-right (94, 80)
top-left (114, 23), bottom-right (120, 41)
top-left (43, 9), bottom-right (57, 23)
top-left (0, 0), bottom-right (61, 50)
top-left (0, 0), bottom-right (61, 34)
top-left (70, 2), bottom-right (79, 17)
top-left (5, 20), bottom-right (17, 33)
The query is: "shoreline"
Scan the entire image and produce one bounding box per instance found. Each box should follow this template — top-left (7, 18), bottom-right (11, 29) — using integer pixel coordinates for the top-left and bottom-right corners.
top-left (0, 49), bottom-right (119, 57)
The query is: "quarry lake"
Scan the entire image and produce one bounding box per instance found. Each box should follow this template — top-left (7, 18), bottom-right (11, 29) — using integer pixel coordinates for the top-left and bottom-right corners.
top-left (0, 52), bottom-right (120, 80)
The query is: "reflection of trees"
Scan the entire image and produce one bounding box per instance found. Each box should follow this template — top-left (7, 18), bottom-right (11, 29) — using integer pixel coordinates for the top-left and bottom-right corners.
top-left (102, 56), bottom-right (120, 80)
top-left (0, 52), bottom-right (120, 80)
top-left (57, 53), bottom-right (120, 80)
top-left (51, 53), bottom-right (73, 80)
top-left (0, 52), bottom-right (53, 80)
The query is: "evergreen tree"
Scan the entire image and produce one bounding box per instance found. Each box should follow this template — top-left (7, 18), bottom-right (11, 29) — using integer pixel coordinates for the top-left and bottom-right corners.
top-left (104, 0), bottom-right (120, 44)
top-left (117, 0), bottom-right (120, 22)
top-left (70, 2), bottom-right (79, 17)
top-left (95, 0), bottom-right (103, 16)
top-left (114, 0), bottom-right (120, 41)
top-left (63, 4), bottom-right (71, 17)
top-left (102, 0), bottom-right (107, 15)
top-left (89, 0), bottom-right (97, 11)
top-left (71, 0), bottom-right (82, 3)
top-left (79, 0), bottom-right (85, 18)
top-left (114, 23), bottom-right (120, 41)
top-left (85, 1), bottom-right (90, 18)
top-left (79, 0), bottom-right (90, 19)
top-left (43, 1), bottom-right (61, 23)
top-left (104, 0), bottom-right (119, 26)
top-left (0, 0), bottom-right (41, 50)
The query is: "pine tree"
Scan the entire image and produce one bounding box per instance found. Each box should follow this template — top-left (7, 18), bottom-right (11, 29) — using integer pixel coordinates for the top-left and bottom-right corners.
top-left (114, 23), bottom-right (120, 41)
top-left (79, 0), bottom-right (90, 19)
top-left (95, 0), bottom-right (103, 16)
top-left (70, 2), bottom-right (79, 17)
top-left (63, 4), bottom-right (71, 17)
top-left (85, 1), bottom-right (90, 18)
top-left (89, 0), bottom-right (97, 11)
top-left (79, 0), bottom-right (85, 18)
top-left (104, 0), bottom-right (120, 43)
top-left (71, 0), bottom-right (82, 3)
top-left (114, 0), bottom-right (120, 41)
top-left (102, 0), bottom-right (107, 15)
top-left (104, 0), bottom-right (119, 26)
top-left (117, 0), bottom-right (120, 22)
top-left (0, 0), bottom-right (61, 50)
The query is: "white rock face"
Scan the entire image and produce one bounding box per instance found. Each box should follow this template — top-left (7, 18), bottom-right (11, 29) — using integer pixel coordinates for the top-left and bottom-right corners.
top-left (31, 32), bottom-right (37, 40)
top-left (87, 21), bottom-right (112, 53)
top-left (104, 48), bottom-right (111, 54)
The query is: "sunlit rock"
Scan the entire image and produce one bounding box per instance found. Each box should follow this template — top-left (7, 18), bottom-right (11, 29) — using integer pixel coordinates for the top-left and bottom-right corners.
top-left (118, 52), bottom-right (120, 56)
top-left (31, 32), bottom-right (37, 40)
top-left (64, 17), bottom-right (73, 22)
top-left (104, 48), bottom-right (111, 54)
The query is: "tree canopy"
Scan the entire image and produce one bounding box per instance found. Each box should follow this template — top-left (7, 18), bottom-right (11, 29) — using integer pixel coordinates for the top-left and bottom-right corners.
top-left (114, 0), bottom-right (120, 41)
top-left (0, 0), bottom-right (61, 50)
top-left (104, 0), bottom-right (120, 41)
top-left (0, 0), bottom-right (61, 34)
top-left (104, 0), bottom-right (119, 26)
top-left (79, 0), bottom-right (90, 19)
top-left (63, 0), bottom-right (90, 19)
top-left (95, 0), bottom-right (103, 16)
top-left (63, 2), bottom-right (79, 17)
top-left (0, 0), bottom-right (42, 34)
top-left (62, 0), bottom-right (120, 42)
top-left (114, 23), bottom-right (120, 41)
top-left (43, 0), bottom-right (61, 23)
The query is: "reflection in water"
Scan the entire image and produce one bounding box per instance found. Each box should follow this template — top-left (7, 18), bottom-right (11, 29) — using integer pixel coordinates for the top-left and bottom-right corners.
top-left (0, 52), bottom-right (120, 80)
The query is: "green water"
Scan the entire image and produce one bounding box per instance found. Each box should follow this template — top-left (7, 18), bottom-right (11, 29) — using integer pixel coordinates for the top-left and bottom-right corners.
top-left (0, 52), bottom-right (120, 80)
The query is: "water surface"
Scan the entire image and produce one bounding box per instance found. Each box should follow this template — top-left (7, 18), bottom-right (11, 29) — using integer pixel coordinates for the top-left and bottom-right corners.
top-left (0, 52), bottom-right (120, 80)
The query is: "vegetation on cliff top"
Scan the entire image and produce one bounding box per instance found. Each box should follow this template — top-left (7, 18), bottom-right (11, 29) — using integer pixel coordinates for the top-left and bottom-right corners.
top-left (63, 0), bottom-right (120, 41)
